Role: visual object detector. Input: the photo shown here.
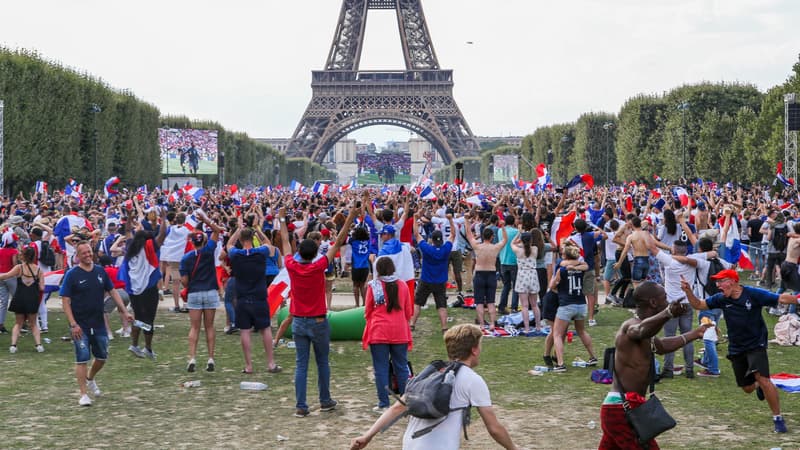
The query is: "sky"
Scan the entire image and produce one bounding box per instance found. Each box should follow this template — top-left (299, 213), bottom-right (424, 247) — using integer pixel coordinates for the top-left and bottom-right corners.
top-left (2, 0), bottom-right (799, 148)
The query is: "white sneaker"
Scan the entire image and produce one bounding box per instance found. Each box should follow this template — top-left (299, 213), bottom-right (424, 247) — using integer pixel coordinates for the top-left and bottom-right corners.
top-left (114, 327), bottom-right (124, 335)
top-left (86, 379), bottom-right (102, 397)
top-left (9, 345), bottom-right (17, 354)
top-left (121, 329), bottom-right (131, 338)
top-left (372, 406), bottom-right (389, 414)
top-left (108, 333), bottom-right (114, 341)
top-left (35, 345), bottom-right (45, 353)
top-left (128, 345), bottom-right (145, 358)
top-left (79, 394), bottom-right (92, 406)
top-left (588, 319), bottom-right (597, 327)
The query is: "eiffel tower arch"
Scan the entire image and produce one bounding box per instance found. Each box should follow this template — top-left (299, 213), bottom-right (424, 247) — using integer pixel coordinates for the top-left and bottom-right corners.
top-left (287, 0), bottom-right (479, 165)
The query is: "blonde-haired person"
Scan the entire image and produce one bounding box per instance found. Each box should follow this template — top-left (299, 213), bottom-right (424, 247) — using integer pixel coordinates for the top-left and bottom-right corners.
top-left (548, 239), bottom-right (597, 372)
top-left (350, 323), bottom-right (518, 450)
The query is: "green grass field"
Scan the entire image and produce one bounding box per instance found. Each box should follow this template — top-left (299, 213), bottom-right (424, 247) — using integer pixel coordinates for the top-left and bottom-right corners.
top-left (162, 158), bottom-right (218, 176)
top-left (1, 279), bottom-right (798, 449)
top-left (357, 173), bottom-right (412, 185)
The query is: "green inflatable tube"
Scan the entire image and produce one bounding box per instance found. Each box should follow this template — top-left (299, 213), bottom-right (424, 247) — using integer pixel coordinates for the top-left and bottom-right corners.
top-left (275, 306), bottom-right (366, 341)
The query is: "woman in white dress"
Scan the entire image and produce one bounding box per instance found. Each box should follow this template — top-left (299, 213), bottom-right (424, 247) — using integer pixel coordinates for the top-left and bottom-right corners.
top-left (512, 231), bottom-right (544, 334)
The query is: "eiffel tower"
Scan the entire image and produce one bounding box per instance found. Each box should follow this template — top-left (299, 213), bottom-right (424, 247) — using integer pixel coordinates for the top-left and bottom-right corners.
top-left (287, 0), bottom-right (479, 165)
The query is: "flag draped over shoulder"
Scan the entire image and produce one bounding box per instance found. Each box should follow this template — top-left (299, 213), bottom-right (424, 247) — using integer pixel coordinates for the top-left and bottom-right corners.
top-left (376, 239), bottom-right (415, 282)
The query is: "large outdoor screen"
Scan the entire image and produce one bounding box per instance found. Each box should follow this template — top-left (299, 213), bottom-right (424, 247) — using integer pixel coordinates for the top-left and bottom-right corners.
top-left (357, 151), bottom-right (411, 184)
top-left (159, 128), bottom-right (219, 175)
top-left (493, 154), bottom-right (518, 183)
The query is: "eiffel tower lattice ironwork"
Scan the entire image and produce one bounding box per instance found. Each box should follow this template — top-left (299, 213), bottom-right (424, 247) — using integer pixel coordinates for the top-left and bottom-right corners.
top-left (287, 0), bottom-right (479, 165)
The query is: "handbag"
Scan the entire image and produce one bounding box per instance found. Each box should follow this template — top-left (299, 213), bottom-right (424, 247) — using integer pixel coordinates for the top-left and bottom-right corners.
top-left (180, 250), bottom-right (201, 301)
top-left (617, 354), bottom-right (676, 447)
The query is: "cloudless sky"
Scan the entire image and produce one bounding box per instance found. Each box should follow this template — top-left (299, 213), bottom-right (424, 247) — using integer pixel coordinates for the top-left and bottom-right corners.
top-left (2, 0), bottom-right (798, 147)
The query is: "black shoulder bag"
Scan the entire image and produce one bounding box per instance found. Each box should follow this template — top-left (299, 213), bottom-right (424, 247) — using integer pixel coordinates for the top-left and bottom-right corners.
top-left (615, 352), bottom-right (676, 447)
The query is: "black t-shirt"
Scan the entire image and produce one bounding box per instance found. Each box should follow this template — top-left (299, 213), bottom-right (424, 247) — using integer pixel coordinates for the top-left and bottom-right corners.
top-left (60, 264), bottom-right (113, 330)
top-left (556, 266), bottom-right (585, 307)
top-left (747, 218), bottom-right (764, 244)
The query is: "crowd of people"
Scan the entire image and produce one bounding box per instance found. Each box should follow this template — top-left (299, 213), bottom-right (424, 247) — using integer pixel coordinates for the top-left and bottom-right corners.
top-left (1, 176), bottom-right (799, 446)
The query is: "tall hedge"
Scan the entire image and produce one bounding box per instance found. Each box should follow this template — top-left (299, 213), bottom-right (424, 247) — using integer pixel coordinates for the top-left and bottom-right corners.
top-left (0, 48), bottom-right (160, 193)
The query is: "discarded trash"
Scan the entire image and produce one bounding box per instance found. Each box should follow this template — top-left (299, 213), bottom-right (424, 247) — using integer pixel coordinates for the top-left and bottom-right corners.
top-left (240, 381), bottom-right (268, 391)
top-left (182, 380), bottom-right (201, 388)
top-left (277, 435), bottom-right (289, 441)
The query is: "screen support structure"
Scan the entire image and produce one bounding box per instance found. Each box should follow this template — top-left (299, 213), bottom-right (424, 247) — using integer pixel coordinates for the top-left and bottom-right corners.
top-left (786, 93), bottom-right (798, 185)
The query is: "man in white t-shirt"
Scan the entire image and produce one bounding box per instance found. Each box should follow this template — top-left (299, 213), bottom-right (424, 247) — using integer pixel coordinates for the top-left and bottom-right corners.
top-left (350, 324), bottom-right (518, 450)
top-left (160, 212), bottom-right (191, 312)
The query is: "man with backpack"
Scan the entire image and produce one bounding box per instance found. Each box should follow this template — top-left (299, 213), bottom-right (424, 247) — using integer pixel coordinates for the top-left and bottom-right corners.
top-left (349, 323), bottom-right (518, 450)
top-left (763, 210), bottom-right (788, 290)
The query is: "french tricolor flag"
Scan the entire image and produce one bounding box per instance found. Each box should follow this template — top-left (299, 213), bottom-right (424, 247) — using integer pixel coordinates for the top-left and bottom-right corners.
top-left (771, 373), bottom-right (800, 393)
top-left (182, 184), bottom-right (205, 202)
top-left (551, 210), bottom-right (577, 247)
top-left (536, 164), bottom-right (549, 187)
top-left (566, 174), bottom-right (594, 194)
top-left (738, 244), bottom-right (755, 270)
top-left (721, 214), bottom-right (742, 267)
top-left (312, 181), bottom-right (330, 195)
top-left (35, 181), bottom-right (48, 194)
top-left (673, 187), bottom-right (690, 207)
top-left (289, 180), bottom-right (304, 192)
top-left (267, 268), bottom-right (291, 318)
top-left (419, 185), bottom-right (437, 201)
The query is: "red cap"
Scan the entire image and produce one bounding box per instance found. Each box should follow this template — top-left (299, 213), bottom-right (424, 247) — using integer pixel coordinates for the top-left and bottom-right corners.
top-left (709, 269), bottom-right (739, 283)
top-left (321, 228), bottom-right (331, 237)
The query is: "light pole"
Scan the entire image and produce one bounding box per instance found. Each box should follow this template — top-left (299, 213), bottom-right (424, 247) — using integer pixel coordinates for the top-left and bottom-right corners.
top-left (603, 122), bottom-right (614, 184)
top-left (677, 101), bottom-right (690, 179)
top-left (89, 104), bottom-right (102, 191)
top-left (559, 135), bottom-right (569, 182)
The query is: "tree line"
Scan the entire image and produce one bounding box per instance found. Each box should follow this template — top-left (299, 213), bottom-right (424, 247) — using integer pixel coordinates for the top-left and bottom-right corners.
top-left (440, 55), bottom-right (800, 186)
top-left (0, 48), bottom-right (333, 194)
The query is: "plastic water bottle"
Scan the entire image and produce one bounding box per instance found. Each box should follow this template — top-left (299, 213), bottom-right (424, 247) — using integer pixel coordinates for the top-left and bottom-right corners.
top-left (133, 320), bottom-right (152, 332)
top-left (182, 380), bottom-right (201, 388)
top-left (43, 338), bottom-right (51, 344)
top-left (572, 360), bottom-right (588, 368)
top-left (286, 341), bottom-right (296, 349)
top-left (240, 381), bottom-right (268, 391)
top-left (587, 420), bottom-right (597, 429)
top-left (532, 365), bottom-right (551, 372)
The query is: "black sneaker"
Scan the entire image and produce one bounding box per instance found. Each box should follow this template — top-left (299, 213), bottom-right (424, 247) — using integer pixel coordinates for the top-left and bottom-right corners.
top-left (659, 370), bottom-right (673, 380)
top-left (0, 326), bottom-right (7, 334)
top-left (586, 357), bottom-right (598, 367)
top-left (320, 399), bottom-right (338, 412)
top-left (685, 369), bottom-right (694, 379)
top-left (187, 360), bottom-right (196, 373)
top-left (552, 364), bottom-right (567, 373)
top-left (206, 359), bottom-right (215, 372)
top-left (543, 355), bottom-right (554, 368)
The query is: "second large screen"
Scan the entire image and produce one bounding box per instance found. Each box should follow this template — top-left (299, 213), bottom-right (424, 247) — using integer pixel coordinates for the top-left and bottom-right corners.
top-left (159, 128), bottom-right (219, 175)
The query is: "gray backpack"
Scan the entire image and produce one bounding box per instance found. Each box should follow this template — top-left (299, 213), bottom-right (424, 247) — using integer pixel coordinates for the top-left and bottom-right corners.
top-left (381, 360), bottom-right (471, 439)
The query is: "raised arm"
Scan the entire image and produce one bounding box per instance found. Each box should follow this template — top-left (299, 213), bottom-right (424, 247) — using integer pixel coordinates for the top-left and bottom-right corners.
top-left (277, 207), bottom-right (292, 257)
top-left (328, 204), bottom-right (358, 263)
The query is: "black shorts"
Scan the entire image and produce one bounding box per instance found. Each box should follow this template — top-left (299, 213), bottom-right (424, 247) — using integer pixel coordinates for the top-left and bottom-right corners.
top-left (541, 290), bottom-right (559, 322)
top-left (235, 299), bottom-right (271, 331)
top-left (728, 348), bottom-right (770, 387)
top-left (351, 268), bottom-right (369, 283)
top-left (130, 286), bottom-right (159, 335)
top-left (473, 271), bottom-right (497, 305)
top-left (415, 281), bottom-right (447, 309)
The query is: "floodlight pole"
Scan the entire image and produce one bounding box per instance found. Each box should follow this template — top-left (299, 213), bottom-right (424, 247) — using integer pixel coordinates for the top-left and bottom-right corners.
top-left (0, 100), bottom-right (4, 197)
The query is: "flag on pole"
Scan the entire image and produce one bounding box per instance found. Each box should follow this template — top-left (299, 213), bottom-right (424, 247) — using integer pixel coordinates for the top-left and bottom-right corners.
top-left (289, 180), bottom-right (304, 192)
top-left (566, 174), bottom-right (594, 194)
top-left (311, 181), bottom-right (330, 195)
top-left (35, 181), bottom-right (48, 194)
top-left (536, 164), bottom-right (549, 186)
top-left (419, 185), bottom-right (436, 201)
top-left (182, 184), bottom-right (205, 202)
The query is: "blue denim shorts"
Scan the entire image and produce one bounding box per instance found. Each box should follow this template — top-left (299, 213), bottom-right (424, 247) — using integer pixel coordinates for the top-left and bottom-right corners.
top-left (631, 256), bottom-right (650, 281)
top-left (74, 328), bottom-right (109, 364)
top-left (556, 303), bottom-right (588, 322)
top-left (187, 289), bottom-right (221, 310)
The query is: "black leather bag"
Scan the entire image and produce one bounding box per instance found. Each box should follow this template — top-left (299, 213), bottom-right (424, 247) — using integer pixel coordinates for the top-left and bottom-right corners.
top-left (621, 355), bottom-right (676, 446)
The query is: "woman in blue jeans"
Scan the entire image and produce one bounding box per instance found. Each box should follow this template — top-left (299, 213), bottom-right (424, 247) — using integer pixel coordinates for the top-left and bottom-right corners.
top-left (362, 257), bottom-right (413, 412)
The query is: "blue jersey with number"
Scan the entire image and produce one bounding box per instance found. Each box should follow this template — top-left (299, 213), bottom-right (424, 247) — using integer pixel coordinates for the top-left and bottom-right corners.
top-left (349, 238), bottom-right (371, 270)
top-left (556, 266), bottom-right (585, 307)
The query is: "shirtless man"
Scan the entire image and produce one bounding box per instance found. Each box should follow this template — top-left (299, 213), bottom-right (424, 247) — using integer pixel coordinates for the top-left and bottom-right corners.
top-left (779, 222), bottom-right (800, 292)
top-left (598, 282), bottom-right (708, 449)
top-left (464, 217), bottom-right (508, 330)
top-left (614, 216), bottom-right (652, 288)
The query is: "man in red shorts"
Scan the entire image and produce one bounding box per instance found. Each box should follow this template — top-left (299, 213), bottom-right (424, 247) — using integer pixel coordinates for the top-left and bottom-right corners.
top-left (599, 282), bottom-right (707, 449)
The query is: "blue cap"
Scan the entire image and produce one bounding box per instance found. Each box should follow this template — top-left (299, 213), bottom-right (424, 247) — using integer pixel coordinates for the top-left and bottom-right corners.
top-left (653, 198), bottom-right (666, 210)
top-left (380, 225), bottom-right (396, 235)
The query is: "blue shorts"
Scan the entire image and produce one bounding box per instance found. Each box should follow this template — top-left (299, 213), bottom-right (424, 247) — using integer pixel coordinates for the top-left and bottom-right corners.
top-left (631, 256), bottom-right (650, 281)
top-left (556, 303), bottom-right (588, 322)
top-left (187, 289), bottom-right (221, 310)
top-left (74, 328), bottom-right (109, 364)
top-left (235, 299), bottom-right (271, 331)
top-left (603, 260), bottom-right (618, 282)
